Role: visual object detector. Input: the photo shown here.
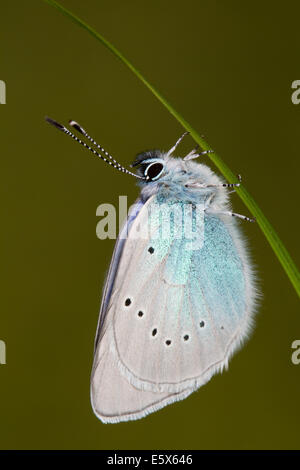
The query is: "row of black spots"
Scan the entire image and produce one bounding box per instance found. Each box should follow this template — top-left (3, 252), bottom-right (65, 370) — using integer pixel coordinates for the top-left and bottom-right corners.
top-left (152, 329), bottom-right (189, 346)
top-left (125, 300), bottom-right (220, 338)
top-left (125, 299), bottom-right (206, 328)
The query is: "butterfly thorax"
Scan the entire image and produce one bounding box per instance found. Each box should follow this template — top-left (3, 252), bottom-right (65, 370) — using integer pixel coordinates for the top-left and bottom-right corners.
top-left (136, 152), bottom-right (229, 210)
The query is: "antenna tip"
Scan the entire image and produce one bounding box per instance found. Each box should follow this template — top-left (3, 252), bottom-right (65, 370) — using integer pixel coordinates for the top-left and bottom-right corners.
top-left (45, 116), bottom-right (65, 131)
top-left (69, 120), bottom-right (86, 135)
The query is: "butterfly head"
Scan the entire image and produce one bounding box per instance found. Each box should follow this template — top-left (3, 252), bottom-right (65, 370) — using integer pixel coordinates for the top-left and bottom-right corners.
top-left (131, 148), bottom-right (229, 208)
top-left (132, 150), bottom-right (203, 186)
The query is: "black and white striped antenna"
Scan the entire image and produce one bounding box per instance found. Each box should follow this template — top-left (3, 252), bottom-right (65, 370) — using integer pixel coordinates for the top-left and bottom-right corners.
top-left (45, 117), bottom-right (146, 180)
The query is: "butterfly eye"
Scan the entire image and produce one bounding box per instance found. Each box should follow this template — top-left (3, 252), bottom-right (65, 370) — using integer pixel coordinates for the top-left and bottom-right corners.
top-left (144, 162), bottom-right (164, 181)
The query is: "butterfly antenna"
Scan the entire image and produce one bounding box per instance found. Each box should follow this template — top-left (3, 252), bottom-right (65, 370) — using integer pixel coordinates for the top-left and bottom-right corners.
top-left (45, 117), bottom-right (145, 180)
top-left (69, 120), bottom-right (124, 170)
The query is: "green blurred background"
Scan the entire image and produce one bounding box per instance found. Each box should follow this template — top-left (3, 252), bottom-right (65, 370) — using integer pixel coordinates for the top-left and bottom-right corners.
top-left (1, 0), bottom-right (300, 450)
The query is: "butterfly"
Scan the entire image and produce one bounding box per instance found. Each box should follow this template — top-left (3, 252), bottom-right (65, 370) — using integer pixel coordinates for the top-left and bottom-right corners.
top-left (46, 117), bottom-right (259, 424)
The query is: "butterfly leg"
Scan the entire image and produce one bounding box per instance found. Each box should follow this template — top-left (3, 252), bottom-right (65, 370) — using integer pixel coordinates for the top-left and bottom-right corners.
top-left (183, 146), bottom-right (214, 161)
top-left (186, 181), bottom-right (240, 189)
top-left (167, 131), bottom-right (190, 156)
top-left (205, 208), bottom-right (256, 222)
top-left (186, 174), bottom-right (242, 189)
top-left (209, 174), bottom-right (242, 189)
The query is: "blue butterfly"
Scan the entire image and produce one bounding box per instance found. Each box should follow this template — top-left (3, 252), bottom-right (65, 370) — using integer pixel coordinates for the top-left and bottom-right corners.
top-left (46, 117), bottom-right (259, 424)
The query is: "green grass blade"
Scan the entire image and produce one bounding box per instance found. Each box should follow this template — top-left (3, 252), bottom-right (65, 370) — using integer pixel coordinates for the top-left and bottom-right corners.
top-left (43, 0), bottom-right (300, 297)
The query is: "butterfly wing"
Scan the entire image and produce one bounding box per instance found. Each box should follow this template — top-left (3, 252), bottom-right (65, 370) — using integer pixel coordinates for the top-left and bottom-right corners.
top-left (91, 195), bottom-right (256, 423)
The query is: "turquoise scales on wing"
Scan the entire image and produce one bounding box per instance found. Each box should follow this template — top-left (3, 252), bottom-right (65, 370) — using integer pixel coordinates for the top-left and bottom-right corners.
top-left (141, 198), bottom-right (245, 324)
